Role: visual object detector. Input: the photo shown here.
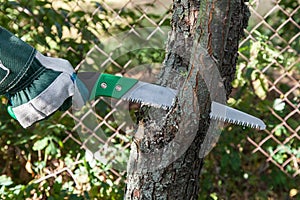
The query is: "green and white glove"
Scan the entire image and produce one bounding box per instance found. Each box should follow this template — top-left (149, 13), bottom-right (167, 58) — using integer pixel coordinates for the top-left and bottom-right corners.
top-left (0, 26), bottom-right (86, 128)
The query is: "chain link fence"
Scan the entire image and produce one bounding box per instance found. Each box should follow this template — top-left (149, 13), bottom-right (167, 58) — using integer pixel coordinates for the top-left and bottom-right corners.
top-left (240, 0), bottom-right (300, 177)
top-left (1, 0), bottom-right (299, 190)
top-left (55, 0), bottom-right (300, 178)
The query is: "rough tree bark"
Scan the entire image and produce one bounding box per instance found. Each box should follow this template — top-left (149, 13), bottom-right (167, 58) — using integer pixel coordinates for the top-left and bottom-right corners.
top-left (125, 0), bottom-right (250, 199)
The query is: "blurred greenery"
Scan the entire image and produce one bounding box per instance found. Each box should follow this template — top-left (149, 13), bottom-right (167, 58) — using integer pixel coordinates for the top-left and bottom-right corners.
top-left (198, 0), bottom-right (300, 199)
top-left (0, 0), bottom-right (299, 199)
top-left (0, 0), bottom-right (133, 199)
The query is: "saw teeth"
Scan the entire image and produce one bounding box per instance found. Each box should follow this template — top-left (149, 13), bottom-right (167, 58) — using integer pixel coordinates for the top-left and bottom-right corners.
top-left (124, 97), bottom-right (172, 110)
top-left (210, 116), bottom-right (262, 130)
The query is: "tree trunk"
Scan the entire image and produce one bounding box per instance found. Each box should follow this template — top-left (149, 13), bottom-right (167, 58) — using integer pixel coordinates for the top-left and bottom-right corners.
top-left (125, 0), bottom-right (250, 199)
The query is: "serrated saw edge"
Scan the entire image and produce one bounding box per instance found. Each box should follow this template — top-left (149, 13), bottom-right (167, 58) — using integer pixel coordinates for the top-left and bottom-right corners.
top-left (210, 101), bottom-right (266, 130)
top-left (121, 82), bottom-right (266, 130)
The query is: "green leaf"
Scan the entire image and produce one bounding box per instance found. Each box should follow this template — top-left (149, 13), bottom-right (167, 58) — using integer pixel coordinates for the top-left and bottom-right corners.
top-left (55, 22), bottom-right (63, 39)
top-left (251, 71), bottom-right (269, 100)
top-left (45, 141), bottom-right (58, 155)
top-left (0, 175), bottom-right (13, 186)
top-left (274, 125), bottom-right (287, 137)
top-left (210, 192), bottom-right (218, 200)
top-left (32, 137), bottom-right (49, 151)
top-left (273, 98), bottom-right (285, 111)
top-left (249, 41), bottom-right (261, 60)
top-left (14, 134), bottom-right (37, 145)
top-left (245, 67), bottom-right (255, 79)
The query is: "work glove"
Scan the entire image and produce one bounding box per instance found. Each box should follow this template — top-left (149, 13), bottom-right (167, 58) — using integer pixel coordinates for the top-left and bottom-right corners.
top-left (0, 26), bottom-right (86, 128)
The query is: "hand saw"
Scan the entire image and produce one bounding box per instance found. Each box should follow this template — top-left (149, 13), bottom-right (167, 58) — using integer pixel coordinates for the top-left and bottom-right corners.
top-left (76, 72), bottom-right (266, 130)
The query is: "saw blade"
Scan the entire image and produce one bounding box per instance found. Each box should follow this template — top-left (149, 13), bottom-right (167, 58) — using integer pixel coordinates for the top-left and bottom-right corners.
top-left (122, 81), bottom-right (177, 109)
top-left (113, 83), bottom-right (266, 130)
top-left (210, 101), bottom-right (266, 130)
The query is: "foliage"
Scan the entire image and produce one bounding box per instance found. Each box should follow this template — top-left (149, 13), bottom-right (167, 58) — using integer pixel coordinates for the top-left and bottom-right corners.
top-left (0, 0), bottom-right (169, 199)
top-left (199, 0), bottom-right (300, 199)
top-left (0, 0), bottom-right (126, 199)
top-left (0, 0), bottom-right (299, 199)
top-left (199, 125), bottom-right (300, 199)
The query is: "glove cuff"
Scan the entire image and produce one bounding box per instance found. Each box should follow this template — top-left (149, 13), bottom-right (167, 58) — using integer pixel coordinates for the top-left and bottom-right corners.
top-left (10, 53), bottom-right (76, 128)
top-left (12, 72), bottom-right (74, 128)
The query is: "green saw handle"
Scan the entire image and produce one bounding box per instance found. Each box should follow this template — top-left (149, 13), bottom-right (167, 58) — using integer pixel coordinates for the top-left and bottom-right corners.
top-left (90, 73), bottom-right (138, 100)
top-left (7, 105), bottom-right (16, 119)
top-left (6, 73), bottom-right (138, 121)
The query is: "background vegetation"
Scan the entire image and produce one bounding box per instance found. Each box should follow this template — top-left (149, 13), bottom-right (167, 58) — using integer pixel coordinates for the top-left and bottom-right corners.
top-left (0, 0), bottom-right (299, 199)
